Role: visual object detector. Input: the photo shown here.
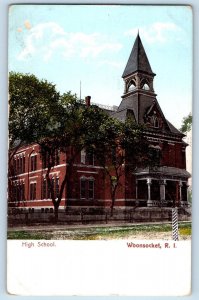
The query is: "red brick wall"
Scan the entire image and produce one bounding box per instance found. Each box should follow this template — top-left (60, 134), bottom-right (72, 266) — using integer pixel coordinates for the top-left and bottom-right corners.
top-left (8, 132), bottom-right (187, 210)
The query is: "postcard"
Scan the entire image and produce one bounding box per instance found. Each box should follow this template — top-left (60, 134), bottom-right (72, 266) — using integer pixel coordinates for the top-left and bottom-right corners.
top-left (7, 4), bottom-right (192, 296)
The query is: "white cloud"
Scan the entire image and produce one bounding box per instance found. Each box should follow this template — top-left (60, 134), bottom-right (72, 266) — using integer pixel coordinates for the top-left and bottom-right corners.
top-left (125, 22), bottom-right (180, 44)
top-left (17, 22), bottom-right (122, 62)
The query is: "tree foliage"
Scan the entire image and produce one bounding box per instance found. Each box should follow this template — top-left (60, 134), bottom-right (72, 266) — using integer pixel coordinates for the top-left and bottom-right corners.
top-left (180, 113), bottom-right (192, 133)
top-left (9, 72), bottom-right (62, 149)
top-left (85, 116), bottom-right (157, 213)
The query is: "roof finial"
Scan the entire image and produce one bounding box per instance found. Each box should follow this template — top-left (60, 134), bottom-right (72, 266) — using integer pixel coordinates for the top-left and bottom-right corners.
top-left (138, 29), bottom-right (139, 36)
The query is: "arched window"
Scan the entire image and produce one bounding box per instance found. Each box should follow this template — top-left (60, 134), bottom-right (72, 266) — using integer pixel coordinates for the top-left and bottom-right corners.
top-left (142, 83), bottom-right (150, 90)
top-left (154, 117), bottom-right (159, 128)
top-left (30, 153), bottom-right (37, 171)
top-left (81, 148), bottom-right (94, 165)
top-left (30, 182), bottom-right (36, 200)
top-left (127, 81), bottom-right (136, 92)
top-left (151, 115), bottom-right (159, 128)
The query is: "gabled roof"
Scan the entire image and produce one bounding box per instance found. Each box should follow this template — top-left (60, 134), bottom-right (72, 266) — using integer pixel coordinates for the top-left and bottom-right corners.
top-left (122, 33), bottom-right (155, 78)
top-left (112, 108), bottom-right (136, 123)
top-left (166, 119), bottom-right (185, 136)
top-left (145, 102), bottom-right (184, 136)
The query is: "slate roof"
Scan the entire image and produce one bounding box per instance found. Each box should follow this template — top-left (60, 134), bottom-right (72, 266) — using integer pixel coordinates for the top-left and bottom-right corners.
top-left (135, 166), bottom-right (191, 178)
top-left (122, 33), bottom-right (155, 78)
top-left (166, 119), bottom-right (184, 136)
top-left (111, 108), bottom-right (136, 123)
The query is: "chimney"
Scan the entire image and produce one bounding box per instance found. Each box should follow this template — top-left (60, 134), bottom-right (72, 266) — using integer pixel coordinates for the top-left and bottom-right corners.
top-left (85, 96), bottom-right (91, 107)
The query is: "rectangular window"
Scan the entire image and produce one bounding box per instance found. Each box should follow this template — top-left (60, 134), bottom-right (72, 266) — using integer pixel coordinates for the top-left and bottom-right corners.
top-left (81, 149), bottom-right (86, 164)
top-left (34, 156), bottom-right (37, 171)
top-left (22, 156), bottom-right (25, 173)
top-left (16, 185), bottom-right (20, 201)
top-left (19, 184), bottom-right (22, 201)
top-left (13, 185), bottom-right (17, 201)
top-left (42, 179), bottom-right (47, 199)
top-left (47, 180), bottom-right (51, 199)
top-left (21, 183), bottom-right (25, 201)
top-left (13, 159), bottom-right (16, 175)
top-left (18, 157), bottom-right (21, 174)
top-left (30, 183), bottom-right (36, 200)
top-left (16, 158), bottom-right (19, 175)
top-left (18, 183), bottom-right (25, 201)
top-left (86, 150), bottom-right (94, 166)
top-left (80, 179), bottom-right (86, 199)
top-left (88, 180), bottom-right (94, 199)
top-left (18, 156), bottom-right (25, 174)
top-left (80, 178), bottom-right (94, 199)
top-left (30, 155), bottom-right (37, 171)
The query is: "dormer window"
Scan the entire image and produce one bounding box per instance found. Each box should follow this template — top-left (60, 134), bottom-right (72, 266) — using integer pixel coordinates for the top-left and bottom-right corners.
top-left (151, 114), bottom-right (159, 128)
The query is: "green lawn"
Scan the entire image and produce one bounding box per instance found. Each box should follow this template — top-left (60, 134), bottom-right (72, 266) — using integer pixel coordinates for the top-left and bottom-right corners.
top-left (7, 222), bottom-right (191, 240)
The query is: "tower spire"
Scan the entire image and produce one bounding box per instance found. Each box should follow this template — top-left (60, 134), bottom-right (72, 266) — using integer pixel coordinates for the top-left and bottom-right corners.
top-left (122, 33), bottom-right (155, 78)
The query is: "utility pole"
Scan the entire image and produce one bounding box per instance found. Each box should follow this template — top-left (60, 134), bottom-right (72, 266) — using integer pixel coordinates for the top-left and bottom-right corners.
top-left (80, 80), bottom-right (81, 101)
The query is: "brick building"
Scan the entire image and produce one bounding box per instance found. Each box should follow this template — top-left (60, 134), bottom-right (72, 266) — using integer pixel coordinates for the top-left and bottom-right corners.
top-left (8, 34), bottom-right (190, 212)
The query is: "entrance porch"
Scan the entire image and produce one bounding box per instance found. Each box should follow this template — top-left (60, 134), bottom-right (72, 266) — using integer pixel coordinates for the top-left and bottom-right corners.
top-left (134, 166), bottom-right (191, 207)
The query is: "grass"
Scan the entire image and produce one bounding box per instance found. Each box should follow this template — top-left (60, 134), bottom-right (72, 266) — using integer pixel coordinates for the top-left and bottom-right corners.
top-left (7, 222), bottom-right (191, 240)
top-left (7, 231), bottom-right (53, 240)
top-left (179, 227), bottom-right (192, 236)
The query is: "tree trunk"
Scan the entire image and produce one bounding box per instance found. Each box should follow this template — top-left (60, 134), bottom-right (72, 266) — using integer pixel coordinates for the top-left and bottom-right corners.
top-left (54, 204), bottom-right (59, 224)
top-left (110, 187), bottom-right (117, 217)
top-left (65, 163), bottom-right (72, 208)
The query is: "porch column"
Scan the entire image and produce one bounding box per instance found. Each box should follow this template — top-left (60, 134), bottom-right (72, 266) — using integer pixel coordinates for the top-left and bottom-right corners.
top-left (135, 179), bottom-right (139, 206)
top-left (179, 180), bottom-right (182, 205)
top-left (181, 182), bottom-right (189, 206)
top-left (147, 178), bottom-right (152, 206)
top-left (186, 183), bottom-right (189, 203)
top-left (159, 180), bottom-right (166, 202)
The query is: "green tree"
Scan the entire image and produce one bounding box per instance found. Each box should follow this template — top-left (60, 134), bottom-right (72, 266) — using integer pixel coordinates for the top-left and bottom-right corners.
top-left (180, 113), bottom-right (192, 133)
top-left (86, 116), bottom-right (155, 214)
top-left (9, 72), bottom-right (61, 156)
top-left (9, 73), bottom-right (72, 221)
top-left (41, 96), bottom-right (111, 221)
top-left (9, 73), bottom-right (109, 221)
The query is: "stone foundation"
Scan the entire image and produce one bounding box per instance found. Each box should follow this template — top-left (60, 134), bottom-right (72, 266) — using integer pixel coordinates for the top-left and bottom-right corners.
top-left (8, 206), bottom-right (191, 227)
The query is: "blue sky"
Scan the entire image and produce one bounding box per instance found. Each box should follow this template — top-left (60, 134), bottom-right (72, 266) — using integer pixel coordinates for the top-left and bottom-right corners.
top-left (8, 5), bottom-right (192, 128)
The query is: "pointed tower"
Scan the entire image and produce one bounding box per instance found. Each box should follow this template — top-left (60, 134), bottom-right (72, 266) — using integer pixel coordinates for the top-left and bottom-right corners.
top-left (114, 33), bottom-right (181, 136)
top-left (122, 33), bottom-right (155, 81)
top-left (116, 33), bottom-right (158, 125)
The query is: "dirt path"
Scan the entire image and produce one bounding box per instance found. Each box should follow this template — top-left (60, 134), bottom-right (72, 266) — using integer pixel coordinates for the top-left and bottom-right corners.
top-left (51, 230), bottom-right (191, 240)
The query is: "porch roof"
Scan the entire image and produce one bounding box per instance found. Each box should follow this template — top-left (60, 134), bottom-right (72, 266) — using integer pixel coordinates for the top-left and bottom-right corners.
top-left (134, 166), bottom-right (191, 179)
